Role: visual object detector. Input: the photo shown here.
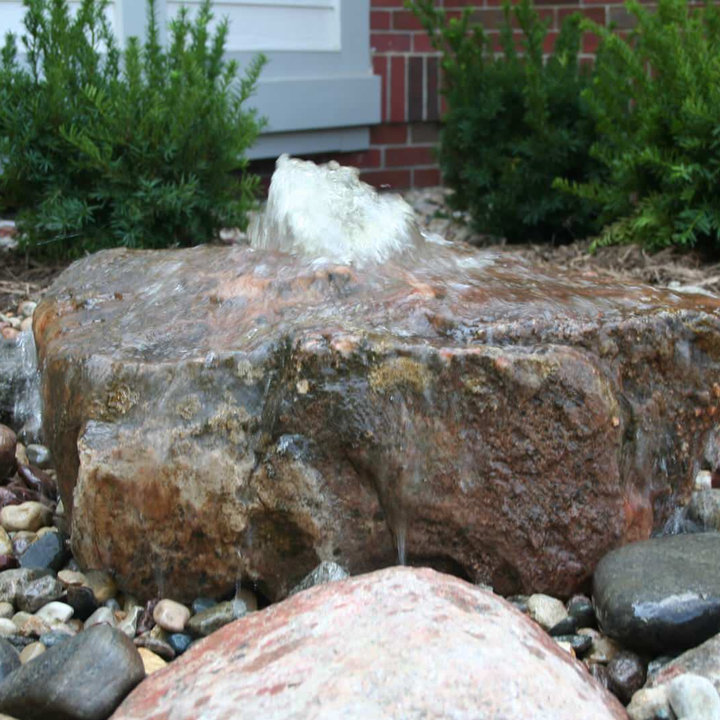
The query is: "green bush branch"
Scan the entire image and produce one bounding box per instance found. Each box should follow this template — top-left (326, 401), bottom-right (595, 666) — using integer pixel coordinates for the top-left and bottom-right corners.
top-left (0, 0), bottom-right (265, 259)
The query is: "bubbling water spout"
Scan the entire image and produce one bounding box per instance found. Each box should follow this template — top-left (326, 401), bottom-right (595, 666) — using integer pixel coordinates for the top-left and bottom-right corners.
top-left (249, 154), bottom-right (424, 266)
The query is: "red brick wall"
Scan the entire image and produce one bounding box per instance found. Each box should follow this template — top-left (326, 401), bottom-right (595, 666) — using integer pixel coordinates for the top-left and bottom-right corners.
top-left (254, 1), bottom-right (648, 192)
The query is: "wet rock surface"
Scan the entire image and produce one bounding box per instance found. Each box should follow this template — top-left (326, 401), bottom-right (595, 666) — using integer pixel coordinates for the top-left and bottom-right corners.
top-left (110, 567), bottom-right (627, 720)
top-left (0, 624), bottom-right (144, 720)
top-left (34, 244), bottom-right (720, 601)
top-left (594, 533), bottom-right (720, 653)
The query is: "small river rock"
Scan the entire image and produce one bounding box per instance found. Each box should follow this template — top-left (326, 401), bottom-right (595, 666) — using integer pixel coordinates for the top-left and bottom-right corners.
top-left (594, 533), bottom-right (720, 653)
top-left (0, 568), bottom-right (50, 605)
top-left (647, 631), bottom-right (720, 694)
top-left (18, 530), bottom-right (70, 571)
top-left (668, 673), bottom-right (720, 719)
top-left (685, 490), bottom-right (720, 531)
top-left (19, 641), bottom-right (45, 663)
top-left (288, 560), bottom-right (349, 596)
top-left (65, 585), bottom-right (99, 621)
top-left (137, 647), bottom-right (166, 675)
top-left (16, 573), bottom-right (63, 613)
top-left (607, 650), bottom-right (646, 704)
top-left (0, 427), bottom-right (15, 480)
top-left (0, 502), bottom-right (51, 533)
top-left (187, 601), bottom-right (242, 638)
top-left (152, 599), bottom-right (190, 633)
top-left (627, 687), bottom-right (672, 720)
top-left (0, 638), bottom-right (19, 681)
top-left (25, 444), bottom-right (51, 469)
top-left (527, 593), bottom-right (568, 630)
top-left (110, 567), bottom-right (627, 720)
top-left (0, 625), bottom-right (145, 720)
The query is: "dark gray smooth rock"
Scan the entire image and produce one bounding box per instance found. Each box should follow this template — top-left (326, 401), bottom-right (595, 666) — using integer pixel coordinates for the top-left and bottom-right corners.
top-left (19, 532), bottom-right (70, 572)
top-left (0, 637), bottom-right (20, 682)
top-left (65, 585), bottom-right (99, 622)
top-left (0, 624), bottom-right (144, 720)
top-left (594, 533), bottom-right (720, 653)
top-left (607, 650), bottom-right (646, 705)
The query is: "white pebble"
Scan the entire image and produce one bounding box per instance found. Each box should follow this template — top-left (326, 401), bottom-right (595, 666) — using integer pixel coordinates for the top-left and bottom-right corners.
top-left (1, 502), bottom-right (52, 532)
top-left (668, 673), bottom-right (720, 720)
top-left (35, 601), bottom-right (74, 624)
top-left (0, 618), bottom-right (17, 636)
top-left (527, 593), bottom-right (567, 630)
top-left (0, 602), bottom-right (13, 620)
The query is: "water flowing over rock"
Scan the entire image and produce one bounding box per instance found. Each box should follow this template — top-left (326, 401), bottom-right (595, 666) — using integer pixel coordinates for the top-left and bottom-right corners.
top-left (110, 567), bottom-right (627, 720)
top-left (34, 241), bottom-right (720, 601)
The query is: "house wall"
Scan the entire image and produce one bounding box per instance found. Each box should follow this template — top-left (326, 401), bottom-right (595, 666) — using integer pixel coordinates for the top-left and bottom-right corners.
top-left (291, 0), bottom-right (646, 192)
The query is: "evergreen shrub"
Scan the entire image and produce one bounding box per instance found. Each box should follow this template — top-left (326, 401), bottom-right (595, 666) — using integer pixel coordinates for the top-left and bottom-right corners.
top-left (557, 0), bottom-right (720, 254)
top-left (0, 0), bottom-right (265, 259)
top-left (407, 0), bottom-right (603, 244)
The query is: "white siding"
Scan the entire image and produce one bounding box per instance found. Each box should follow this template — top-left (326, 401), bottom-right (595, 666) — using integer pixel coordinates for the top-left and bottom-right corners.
top-left (167, 0), bottom-right (341, 52)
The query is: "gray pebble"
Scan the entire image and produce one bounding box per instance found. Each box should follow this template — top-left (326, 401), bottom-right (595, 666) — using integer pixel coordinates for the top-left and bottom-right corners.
top-left (288, 561), bottom-right (349, 596)
top-left (668, 673), bottom-right (720, 720)
top-left (24, 445), bottom-right (51, 469)
top-left (16, 574), bottom-right (63, 613)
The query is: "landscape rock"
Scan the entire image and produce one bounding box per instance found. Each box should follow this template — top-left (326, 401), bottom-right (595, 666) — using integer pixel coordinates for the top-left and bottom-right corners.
top-left (137, 647), bottom-right (166, 675)
top-left (152, 598), bottom-right (190, 633)
top-left (667, 673), bottom-right (720, 719)
top-left (0, 426), bottom-right (16, 480)
top-left (18, 530), bottom-right (69, 571)
top-left (527, 593), bottom-right (568, 630)
top-left (0, 638), bottom-right (19, 681)
top-left (568, 594), bottom-right (597, 629)
top-left (627, 687), bottom-right (672, 720)
top-left (187, 601), bottom-right (242, 638)
top-left (685, 490), bottom-right (720, 532)
top-left (25, 444), bottom-right (51, 469)
top-left (288, 560), bottom-right (349, 596)
top-left (34, 245), bottom-right (720, 601)
top-left (607, 650), bottom-right (646, 705)
top-left (19, 641), bottom-right (45, 663)
top-left (0, 624), bottom-right (145, 720)
top-left (65, 585), bottom-right (99, 621)
top-left (0, 568), bottom-right (51, 605)
top-left (0, 501), bottom-right (51, 533)
top-left (16, 574), bottom-right (63, 613)
top-left (647, 632), bottom-right (720, 694)
top-left (111, 567), bottom-right (626, 720)
top-left (594, 533), bottom-right (720, 653)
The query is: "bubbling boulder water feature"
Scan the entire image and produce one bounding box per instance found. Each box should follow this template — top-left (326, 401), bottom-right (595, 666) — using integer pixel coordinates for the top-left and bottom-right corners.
top-left (33, 157), bottom-right (720, 603)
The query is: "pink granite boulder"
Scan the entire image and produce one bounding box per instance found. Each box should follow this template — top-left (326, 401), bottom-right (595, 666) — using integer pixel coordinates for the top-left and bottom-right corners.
top-left (111, 567), bottom-right (628, 720)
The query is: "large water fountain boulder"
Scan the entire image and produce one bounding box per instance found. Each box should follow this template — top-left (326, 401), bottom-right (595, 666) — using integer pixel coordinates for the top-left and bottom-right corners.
top-left (33, 240), bottom-right (720, 602)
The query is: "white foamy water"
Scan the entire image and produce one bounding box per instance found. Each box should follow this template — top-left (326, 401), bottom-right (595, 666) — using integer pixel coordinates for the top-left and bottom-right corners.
top-left (249, 154), bottom-right (424, 266)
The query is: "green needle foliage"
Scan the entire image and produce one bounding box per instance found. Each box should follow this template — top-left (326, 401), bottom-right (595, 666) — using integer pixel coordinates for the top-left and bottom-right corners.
top-left (407, 0), bottom-right (603, 244)
top-left (0, 0), bottom-right (265, 259)
top-left (557, 0), bottom-right (720, 254)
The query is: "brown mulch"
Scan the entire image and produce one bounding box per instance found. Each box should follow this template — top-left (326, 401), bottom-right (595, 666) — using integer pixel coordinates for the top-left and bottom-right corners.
top-left (0, 249), bottom-right (70, 315)
top-left (507, 240), bottom-right (720, 295)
